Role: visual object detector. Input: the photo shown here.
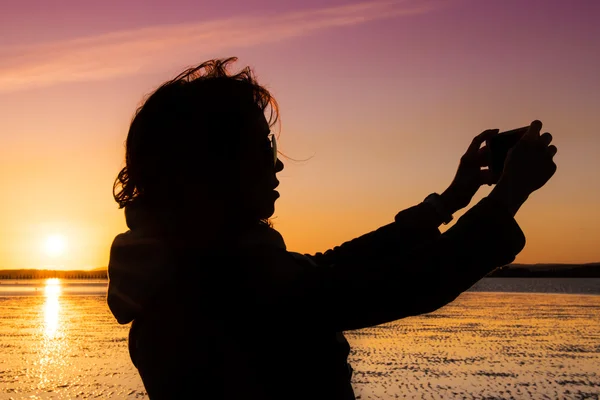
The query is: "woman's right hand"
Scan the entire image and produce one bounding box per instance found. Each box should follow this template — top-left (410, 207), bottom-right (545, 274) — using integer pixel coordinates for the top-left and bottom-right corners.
top-left (488, 120), bottom-right (558, 216)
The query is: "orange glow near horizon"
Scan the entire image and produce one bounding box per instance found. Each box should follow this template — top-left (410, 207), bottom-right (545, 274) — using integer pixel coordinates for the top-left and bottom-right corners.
top-left (0, 0), bottom-right (599, 269)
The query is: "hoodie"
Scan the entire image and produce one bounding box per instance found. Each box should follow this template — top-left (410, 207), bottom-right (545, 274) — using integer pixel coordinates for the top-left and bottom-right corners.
top-left (107, 204), bottom-right (287, 325)
top-left (106, 197), bottom-right (526, 400)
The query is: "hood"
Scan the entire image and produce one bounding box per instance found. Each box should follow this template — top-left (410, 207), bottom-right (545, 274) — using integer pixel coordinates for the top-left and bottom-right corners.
top-left (107, 204), bottom-right (286, 324)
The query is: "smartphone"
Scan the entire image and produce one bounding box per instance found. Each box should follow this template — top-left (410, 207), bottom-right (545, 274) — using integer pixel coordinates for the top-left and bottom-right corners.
top-left (486, 126), bottom-right (529, 182)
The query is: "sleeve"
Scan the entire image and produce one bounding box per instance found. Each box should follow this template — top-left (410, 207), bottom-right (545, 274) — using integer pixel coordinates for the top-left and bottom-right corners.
top-left (236, 197), bottom-right (526, 332)
top-left (306, 203), bottom-right (443, 268)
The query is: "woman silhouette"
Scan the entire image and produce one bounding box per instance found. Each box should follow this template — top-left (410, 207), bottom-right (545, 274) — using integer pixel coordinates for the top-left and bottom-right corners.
top-left (107, 58), bottom-right (557, 399)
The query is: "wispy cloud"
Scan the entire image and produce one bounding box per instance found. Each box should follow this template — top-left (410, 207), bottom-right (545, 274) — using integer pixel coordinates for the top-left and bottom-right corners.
top-left (0, 0), bottom-right (443, 92)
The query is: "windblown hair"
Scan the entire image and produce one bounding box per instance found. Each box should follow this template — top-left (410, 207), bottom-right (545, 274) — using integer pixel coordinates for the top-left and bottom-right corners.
top-left (113, 57), bottom-right (279, 209)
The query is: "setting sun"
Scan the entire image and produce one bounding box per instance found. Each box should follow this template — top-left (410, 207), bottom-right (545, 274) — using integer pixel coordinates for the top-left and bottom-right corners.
top-left (44, 235), bottom-right (67, 258)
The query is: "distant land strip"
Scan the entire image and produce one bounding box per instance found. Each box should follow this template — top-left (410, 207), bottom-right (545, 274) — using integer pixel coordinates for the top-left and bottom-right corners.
top-left (487, 263), bottom-right (600, 278)
top-left (0, 263), bottom-right (599, 279)
top-left (0, 268), bottom-right (107, 279)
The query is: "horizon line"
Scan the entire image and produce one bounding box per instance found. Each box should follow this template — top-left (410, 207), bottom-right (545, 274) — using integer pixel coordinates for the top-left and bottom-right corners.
top-left (1, 262), bottom-right (600, 272)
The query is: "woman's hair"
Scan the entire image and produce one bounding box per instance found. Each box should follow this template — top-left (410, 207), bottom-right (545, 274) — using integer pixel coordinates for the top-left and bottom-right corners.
top-left (113, 57), bottom-right (279, 209)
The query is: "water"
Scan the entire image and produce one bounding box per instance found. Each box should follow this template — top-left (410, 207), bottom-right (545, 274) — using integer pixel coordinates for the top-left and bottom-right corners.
top-left (470, 277), bottom-right (600, 295)
top-left (0, 279), bottom-right (107, 297)
top-left (0, 278), bottom-right (599, 399)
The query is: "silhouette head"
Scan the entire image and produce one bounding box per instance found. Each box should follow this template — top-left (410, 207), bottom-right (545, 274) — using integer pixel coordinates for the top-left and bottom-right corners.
top-left (113, 57), bottom-right (284, 229)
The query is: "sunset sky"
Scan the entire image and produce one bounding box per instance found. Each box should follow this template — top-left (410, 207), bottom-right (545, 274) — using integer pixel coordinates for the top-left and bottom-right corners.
top-left (0, 0), bottom-right (598, 269)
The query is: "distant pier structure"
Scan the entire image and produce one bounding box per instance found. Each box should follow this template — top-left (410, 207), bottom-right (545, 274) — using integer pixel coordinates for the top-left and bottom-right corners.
top-left (0, 269), bottom-right (108, 279)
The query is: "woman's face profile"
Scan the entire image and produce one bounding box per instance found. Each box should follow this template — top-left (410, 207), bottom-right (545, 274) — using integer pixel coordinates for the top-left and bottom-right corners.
top-left (237, 108), bottom-right (284, 221)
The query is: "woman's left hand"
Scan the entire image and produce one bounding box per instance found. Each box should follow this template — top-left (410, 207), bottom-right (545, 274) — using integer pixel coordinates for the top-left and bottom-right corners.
top-left (440, 129), bottom-right (499, 213)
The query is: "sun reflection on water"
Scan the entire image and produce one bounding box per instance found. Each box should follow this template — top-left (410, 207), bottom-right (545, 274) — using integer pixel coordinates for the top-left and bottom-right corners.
top-left (37, 278), bottom-right (69, 389)
top-left (43, 278), bottom-right (62, 338)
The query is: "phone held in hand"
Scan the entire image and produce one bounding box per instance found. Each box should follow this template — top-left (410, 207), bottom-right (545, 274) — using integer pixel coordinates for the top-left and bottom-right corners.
top-left (486, 126), bottom-right (529, 182)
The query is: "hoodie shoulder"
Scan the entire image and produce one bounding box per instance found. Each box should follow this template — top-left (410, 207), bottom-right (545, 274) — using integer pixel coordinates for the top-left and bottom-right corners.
top-left (107, 230), bottom-right (172, 324)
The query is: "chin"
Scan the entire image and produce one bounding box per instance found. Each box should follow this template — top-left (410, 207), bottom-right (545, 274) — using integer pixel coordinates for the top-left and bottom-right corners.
top-left (257, 202), bottom-right (276, 220)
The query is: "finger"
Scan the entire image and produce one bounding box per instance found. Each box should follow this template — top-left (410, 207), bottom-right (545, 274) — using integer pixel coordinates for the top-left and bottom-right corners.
top-left (467, 129), bottom-right (499, 155)
top-left (547, 145), bottom-right (557, 157)
top-left (480, 168), bottom-right (496, 186)
top-left (522, 120), bottom-right (542, 141)
top-left (476, 146), bottom-right (491, 167)
top-left (540, 132), bottom-right (552, 146)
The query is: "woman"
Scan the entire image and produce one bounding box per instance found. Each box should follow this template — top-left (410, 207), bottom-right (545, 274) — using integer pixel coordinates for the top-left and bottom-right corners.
top-left (107, 57), bottom-right (557, 399)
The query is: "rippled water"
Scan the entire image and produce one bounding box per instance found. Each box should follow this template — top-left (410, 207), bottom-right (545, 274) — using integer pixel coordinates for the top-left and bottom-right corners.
top-left (0, 278), bottom-right (599, 399)
top-left (347, 292), bottom-right (600, 399)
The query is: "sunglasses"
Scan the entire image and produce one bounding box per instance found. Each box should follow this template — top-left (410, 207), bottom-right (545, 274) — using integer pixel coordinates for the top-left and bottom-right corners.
top-left (268, 133), bottom-right (278, 166)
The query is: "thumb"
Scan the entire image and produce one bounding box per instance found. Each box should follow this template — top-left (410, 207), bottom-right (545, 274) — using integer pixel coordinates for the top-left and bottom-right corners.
top-left (480, 169), bottom-right (495, 186)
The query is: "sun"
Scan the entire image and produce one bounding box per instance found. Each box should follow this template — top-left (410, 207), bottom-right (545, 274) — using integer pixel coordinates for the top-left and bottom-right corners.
top-left (44, 234), bottom-right (67, 258)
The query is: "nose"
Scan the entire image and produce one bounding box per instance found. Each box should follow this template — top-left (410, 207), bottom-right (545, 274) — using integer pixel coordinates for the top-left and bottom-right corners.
top-left (275, 158), bottom-right (284, 173)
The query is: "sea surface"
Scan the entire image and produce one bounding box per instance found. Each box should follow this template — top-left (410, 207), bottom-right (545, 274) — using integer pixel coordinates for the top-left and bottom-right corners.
top-left (0, 278), bottom-right (599, 399)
